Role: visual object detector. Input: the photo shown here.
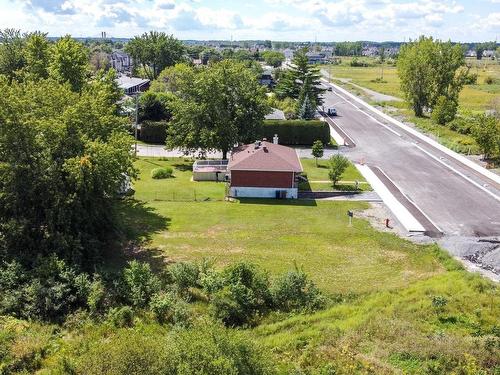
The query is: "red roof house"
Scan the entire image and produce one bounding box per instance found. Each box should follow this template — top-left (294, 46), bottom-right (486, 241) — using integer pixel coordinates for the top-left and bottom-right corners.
top-left (227, 140), bottom-right (303, 199)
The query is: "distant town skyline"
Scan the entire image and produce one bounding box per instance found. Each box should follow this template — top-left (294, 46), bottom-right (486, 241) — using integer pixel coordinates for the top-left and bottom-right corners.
top-left (1, 0), bottom-right (499, 42)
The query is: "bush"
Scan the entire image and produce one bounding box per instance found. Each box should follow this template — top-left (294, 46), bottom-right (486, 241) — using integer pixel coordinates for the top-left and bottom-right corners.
top-left (431, 96), bottom-right (458, 125)
top-left (167, 261), bottom-right (200, 294)
top-left (463, 73), bottom-right (478, 85)
top-left (107, 306), bottom-right (134, 328)
top-left (150, 166), bottom-right (173, 179)
top-left (0, 257), bottom-right (91, 322)
top-left (210, 262), bottom-right (272, 326)
top-left (484, 76), bottom-right (495, 85)
top-left (149, 291), bottom-right (190, 325)
top-left (260, 120), bottom-right (330, 145)
top-left (271, 268), bottom-right (325, 312)
top-left (139, 121), bottom-right (168, 144)
top-left (121, 261), bottom-right (161, 308)
top-left (74, 322), bottom-right (274, 375)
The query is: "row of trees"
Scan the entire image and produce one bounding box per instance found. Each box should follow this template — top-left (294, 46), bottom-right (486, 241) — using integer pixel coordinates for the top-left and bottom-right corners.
top-left (0, 29), bottom-right (89, 91)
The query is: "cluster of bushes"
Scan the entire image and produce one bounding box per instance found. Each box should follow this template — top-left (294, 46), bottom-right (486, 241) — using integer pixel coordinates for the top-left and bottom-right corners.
top-left (350, 57), bottom-right (373, 67)
top-left (0, 258), bottom-right (324, 327)
top-left (267, 95), bottom-right (298, 120)
top-left (260, 120), bottom-right (330, 145)
top-left (151, 166), bottom-right (173, 179)
top-left (139, 120), bottom-right (168, 144)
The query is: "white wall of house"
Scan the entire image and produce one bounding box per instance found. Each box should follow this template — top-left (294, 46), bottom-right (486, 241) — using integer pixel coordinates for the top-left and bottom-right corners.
top-left (230, 186), bottom-right (298, 199)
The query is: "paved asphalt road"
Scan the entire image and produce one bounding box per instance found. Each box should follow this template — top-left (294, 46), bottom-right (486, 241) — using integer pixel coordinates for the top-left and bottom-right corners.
top-left (320, 81), bottom-right (500, 238)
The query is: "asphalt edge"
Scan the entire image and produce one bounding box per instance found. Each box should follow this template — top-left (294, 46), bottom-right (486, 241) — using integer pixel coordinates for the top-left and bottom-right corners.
top-left (355, 163), bottom-right (425, 233)
top-left (321, 78), bottom-right (500, 186)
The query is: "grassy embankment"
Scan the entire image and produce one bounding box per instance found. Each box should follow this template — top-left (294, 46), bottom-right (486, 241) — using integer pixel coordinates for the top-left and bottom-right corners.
top-left (322, 57), bottom-right (500, 154)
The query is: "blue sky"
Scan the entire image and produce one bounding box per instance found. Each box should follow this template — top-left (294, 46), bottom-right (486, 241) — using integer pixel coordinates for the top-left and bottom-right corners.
top-left (1, 0), bottom-right (499, 41)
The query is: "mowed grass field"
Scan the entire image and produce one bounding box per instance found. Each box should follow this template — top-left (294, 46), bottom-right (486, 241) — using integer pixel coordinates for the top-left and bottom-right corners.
top-left (125, 157), bottom-right (500, 373)
top-left (133, 157), bottom-right (444, 295)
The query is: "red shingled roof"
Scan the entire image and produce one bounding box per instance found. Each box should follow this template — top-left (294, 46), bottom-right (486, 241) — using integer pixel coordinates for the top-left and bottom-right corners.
top-left (228, 141), bottom-right (303, 172)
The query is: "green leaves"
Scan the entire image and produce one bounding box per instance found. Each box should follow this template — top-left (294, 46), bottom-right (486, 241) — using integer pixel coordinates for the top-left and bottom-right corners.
top-left (397, 36), bottom-right (467, 119)
top-left (164, 60), bottom-right (269, 158)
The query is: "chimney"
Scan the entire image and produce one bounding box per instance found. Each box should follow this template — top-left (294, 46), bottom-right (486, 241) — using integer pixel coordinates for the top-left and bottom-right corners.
top-left (273, 134), bottom-right (279, 144)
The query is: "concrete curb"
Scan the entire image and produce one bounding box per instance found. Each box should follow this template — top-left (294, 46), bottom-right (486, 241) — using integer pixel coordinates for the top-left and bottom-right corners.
top-left (355, 164), bottom-right (425, 232)
top-left (321, 78), bottom-right (500, 186)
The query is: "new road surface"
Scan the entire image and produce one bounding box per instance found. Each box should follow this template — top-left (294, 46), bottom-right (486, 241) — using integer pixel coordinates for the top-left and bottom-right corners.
top-left (320, 78), bottom-right (500, 278)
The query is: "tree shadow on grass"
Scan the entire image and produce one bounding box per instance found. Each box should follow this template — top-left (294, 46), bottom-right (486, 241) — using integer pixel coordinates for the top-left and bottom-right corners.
top-left (103, 199), bottom-right (171, 272)
top-left (172, 163), bottom-right (193, 172)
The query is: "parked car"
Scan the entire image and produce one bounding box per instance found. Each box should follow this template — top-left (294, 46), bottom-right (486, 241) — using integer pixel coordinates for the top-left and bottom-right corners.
top-left (327, 108), bottom-right (337, 116)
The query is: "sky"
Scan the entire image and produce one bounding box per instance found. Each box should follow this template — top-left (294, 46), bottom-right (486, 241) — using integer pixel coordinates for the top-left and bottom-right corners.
top-left (0, 0), bottom-right (499, 42)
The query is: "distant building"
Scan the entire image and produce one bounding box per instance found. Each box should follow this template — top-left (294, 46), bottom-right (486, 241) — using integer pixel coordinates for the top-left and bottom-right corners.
top-left (110, 51), bottom-right (133, 73)
top-left (117, 75), bottom-right (150, 95)
top-left (227, 140), bottom-right (303, 199)
top-left (305, 52), bottom-right (328, 64)
top-left (259, 69), bottom-right (274, 87)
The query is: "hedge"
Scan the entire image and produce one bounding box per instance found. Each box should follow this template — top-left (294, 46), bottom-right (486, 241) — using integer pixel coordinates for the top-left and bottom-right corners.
top-left (139, 121), bottom-right (168, 144)
top-left (260, 120), bottom-right (330, 145)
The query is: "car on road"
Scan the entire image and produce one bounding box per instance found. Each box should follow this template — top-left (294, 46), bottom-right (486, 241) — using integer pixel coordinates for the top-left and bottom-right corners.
top-left (327, 108), bottom-right (337, 116)
top-left (327, 86), bottom-right (333, 91)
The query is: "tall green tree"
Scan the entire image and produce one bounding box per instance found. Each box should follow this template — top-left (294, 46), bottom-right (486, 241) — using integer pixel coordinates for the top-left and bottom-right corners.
top-left (49, 35), bottom-right (89, 92)
top-left (23, 31), bottom-right (50, 80)
top-left (397, 36), bottom-right (467, 118)
top-left (166, 60), bottom-right (269, 159)
top-left (125, 31), bottom-right (185, 80)
top-left (311, 140), bottom-right (324, 166)
top-left (261, 51), bottom-right (285, 67)
top-left (0, 29), bottom-right (25, 81)
top-left (328, 154), bottom-right (349, 187)
top-left (0, 76), bottom-right (135, 267)
top-left (275, 48), bottom-right (324, 108)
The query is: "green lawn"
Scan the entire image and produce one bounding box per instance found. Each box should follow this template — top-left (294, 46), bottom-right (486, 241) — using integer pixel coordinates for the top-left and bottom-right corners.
top-left (132, 157), bottom-right (441, 295)
top-left (133, 157), bottom-right (226, 202)
top-left (300, 158), bottom-right (366, 182)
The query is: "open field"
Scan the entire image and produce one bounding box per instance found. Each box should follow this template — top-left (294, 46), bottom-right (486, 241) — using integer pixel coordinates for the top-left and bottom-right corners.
top-left (322, 57), bottom-right (500, 112)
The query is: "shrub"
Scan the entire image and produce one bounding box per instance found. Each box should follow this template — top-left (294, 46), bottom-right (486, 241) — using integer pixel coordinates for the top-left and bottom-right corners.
top-left (121, 261), bottom-right (160, 308)
top-left (75, 322), bottom-right (274, 375)
top-left (75, 329), bottom-right (174, 375)
top-left (139, 121), bottom-right (168, 144)
top-left (107, 306), bottom-right (134, 328)
top-left (210, 262), bottom-right (272, 326)
top-left (463, 73), bottom-right (478, 85)
top-left (0, 257), bottom-right (91, 322)
top-left (167, 261), bottom-right (200, 294)
top-left (431, 96), bottom-right (458, 125)
top-left (271, 268), bottom-right (325, 312)
top-left (260, 120), bottom-right (330, 145)
top-left (150, 166), bottom-right (173, 179)
top-left (149, 291), bottom-right (191, 326)
top-left (484, 76), bottom-right (495, 85)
